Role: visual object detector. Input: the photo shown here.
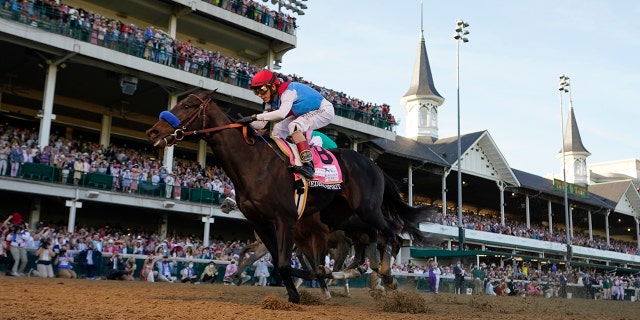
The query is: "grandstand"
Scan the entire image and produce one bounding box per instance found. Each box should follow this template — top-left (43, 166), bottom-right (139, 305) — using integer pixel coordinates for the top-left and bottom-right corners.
top-left (1, 0), bottom-right (639, 280)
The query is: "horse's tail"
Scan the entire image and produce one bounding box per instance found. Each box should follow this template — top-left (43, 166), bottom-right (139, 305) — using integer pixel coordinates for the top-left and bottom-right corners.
top-left (381, 171), bottom-right (438, 244)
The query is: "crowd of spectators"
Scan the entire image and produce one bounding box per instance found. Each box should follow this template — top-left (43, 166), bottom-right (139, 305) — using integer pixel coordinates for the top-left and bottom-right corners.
top-left (2, 216), bottom-right (280, 286)
top-left (436, 209), bottom-right (640, 256)
top-left (0, 123), bottom-right (236, 198)
top-left (0, 0), bottom-right (398, 131)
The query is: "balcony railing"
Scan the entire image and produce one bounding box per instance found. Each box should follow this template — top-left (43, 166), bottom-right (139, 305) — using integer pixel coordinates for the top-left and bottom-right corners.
top-left (13, 162), bottom-right (222, 205)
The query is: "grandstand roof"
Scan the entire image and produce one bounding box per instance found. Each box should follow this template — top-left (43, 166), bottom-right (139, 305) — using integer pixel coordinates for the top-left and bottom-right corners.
top-left (511, 168), bottom-right (615, 211)
top-left (589, 180), bottom-right (640, 217)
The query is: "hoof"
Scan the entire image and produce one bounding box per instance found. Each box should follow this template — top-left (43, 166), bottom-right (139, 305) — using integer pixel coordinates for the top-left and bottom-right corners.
top-left (318, 265), bottom-right (332, 276)
top-left (369, 272), bottom-right (384, 291)
top-left (382, 275), bottom-right (397, 291)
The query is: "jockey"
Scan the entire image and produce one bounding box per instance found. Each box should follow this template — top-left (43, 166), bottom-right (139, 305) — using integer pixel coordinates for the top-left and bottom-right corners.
top-left (237, 69), bottom-right (335, 179)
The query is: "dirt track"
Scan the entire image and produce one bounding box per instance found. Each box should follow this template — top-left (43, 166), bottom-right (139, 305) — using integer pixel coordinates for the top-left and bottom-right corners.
top-left (2, 276), bottom-right (639, 320)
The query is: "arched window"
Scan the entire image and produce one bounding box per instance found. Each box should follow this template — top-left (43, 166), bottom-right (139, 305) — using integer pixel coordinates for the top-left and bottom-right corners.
top-left (429, 107), bottom-right (438, 126)
top-left (574, 159), bottom-right (586, 176)
top-left (419, 106), bottom-right (428, 127)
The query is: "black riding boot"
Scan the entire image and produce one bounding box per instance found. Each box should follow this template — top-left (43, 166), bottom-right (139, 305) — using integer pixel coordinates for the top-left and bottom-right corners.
top-left (294, 143), bottom-right (314, 179)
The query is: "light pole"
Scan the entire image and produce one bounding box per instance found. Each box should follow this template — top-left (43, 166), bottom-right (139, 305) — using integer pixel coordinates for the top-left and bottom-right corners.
top-left (454, 19), bottom-right (469, 251)
top-left (558, 74), bottom-right (572, 268)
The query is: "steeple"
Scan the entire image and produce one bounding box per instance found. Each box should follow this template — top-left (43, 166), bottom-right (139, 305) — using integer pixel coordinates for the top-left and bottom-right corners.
top-left (563, 106), bottom-right (590, 154)
top-left (558, 106), bottom-right (591, 185)
top-left (400, 4), bottom-right (444, 143)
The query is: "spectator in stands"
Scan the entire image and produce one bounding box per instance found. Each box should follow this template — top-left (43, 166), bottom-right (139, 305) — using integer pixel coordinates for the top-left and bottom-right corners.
top-left (29, 236), bottom-right (55, 278)
top-left (612, 276), bottom-right (625, 300)
top-left (123, 256), bottom-right (137, 281)
top-left (252, 257), bottom-right (272, 287)
top-left (180, 260), bottom-right (200, 284)
top-left (200, 260), bottom-right (218, 284)
top-left (54, 243), bottom-right (77, 279)
top-left (485, 279), bottom-right (497, 296)
top-left (7, 213), bottom-right (29, 276)
top-left (105, 251), bottom-right (127, 280)
top-left (164, 172), bottom-right (174, 198)
top-left (223, 259), bottom-right (238, 285)
top-left (472, 264), bottom-right (485, 295)
top-left (453, 261), bottom-right (465, 294)
top-left (0, 143), bottom-right (9, 176)
top-left (9, 143), bottom-right (23, 177)
top-left (558, 271), bottom-right (568, 298)
top-left (78, 242), bottom-right (102, 280)
top-left (141, 254), bottom-right (159, 282)
top-left (72, 154), bottom-right (83, 186)
top-left (130, 167), bottom-right (140, 193)
top-left (240, 69), bottom-right (335, 179)
top-left (157, 255), bottom-right (177, 283)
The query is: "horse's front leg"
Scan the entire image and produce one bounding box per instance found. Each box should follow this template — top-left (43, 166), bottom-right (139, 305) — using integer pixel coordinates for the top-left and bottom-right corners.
top-left (274, 216), bottom-right (302, 303)
top-left (378, 239), bottom-right (399, 291)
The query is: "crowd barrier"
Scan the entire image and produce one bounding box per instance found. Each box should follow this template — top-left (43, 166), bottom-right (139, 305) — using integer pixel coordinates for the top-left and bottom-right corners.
top-left (11, 163), bottom-right (222, 205)
top-left (3, 251), bottom-right (631, 299)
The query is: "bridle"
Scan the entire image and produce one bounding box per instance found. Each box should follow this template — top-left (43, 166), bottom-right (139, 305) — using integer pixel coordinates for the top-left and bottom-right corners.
top-left (162, 93), bottom-right (254, 146)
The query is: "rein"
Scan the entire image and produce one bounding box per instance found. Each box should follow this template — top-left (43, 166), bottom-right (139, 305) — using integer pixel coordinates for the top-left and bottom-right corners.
top-left (163, 93), bottom-right (254, 146)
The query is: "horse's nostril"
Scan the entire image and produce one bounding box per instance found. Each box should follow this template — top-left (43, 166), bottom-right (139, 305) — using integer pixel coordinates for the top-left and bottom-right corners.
top-left (148, 129), bottom-right (158, 138)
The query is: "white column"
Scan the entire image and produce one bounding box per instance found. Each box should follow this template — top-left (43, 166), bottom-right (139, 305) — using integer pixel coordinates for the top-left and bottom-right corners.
top-left (100, 115), bottom-right (111, 148)
top-left (605, 210), bottom-right (610, 246)
top-left (569, 206), bottom-right (574, 239)
top-left (197, 140), bottom-right (207, 167)
top-left (525, 195), bottom-right (530, 229)
top-left (588, 210), bottom-right (593, 241)
top-left (407, 163), bottom-right (413, 206)
top-left (37, 63), bottom-right (58, 150)
top-left (159, 212), bottom-right (168, 239)
top-left (29, 198), bottom-right (41, 230)
top-left (497, 182), bottom-right (505, 226)
top-left (65, 190), bottom-right (82, 234)
top-left (202, 216), bottom-right (214, 247)
top-left (547, 200), bottom-right (553, 234)
top-left (168, 13), bottom-right (177, 39)
top-left (635, 218), bottom-right (640, 249)
top-left (442, 169), bottom-right (449, 217)
top-left (163, 95), bottom-right (178, 171)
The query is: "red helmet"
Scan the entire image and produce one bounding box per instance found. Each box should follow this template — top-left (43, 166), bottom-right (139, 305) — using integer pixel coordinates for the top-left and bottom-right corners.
top-left (250, 70), bottom-right (280, 89)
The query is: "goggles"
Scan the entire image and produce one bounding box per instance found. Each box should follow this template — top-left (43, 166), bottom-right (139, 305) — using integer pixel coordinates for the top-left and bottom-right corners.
top-left (252, 85), bottom-right (270, 95)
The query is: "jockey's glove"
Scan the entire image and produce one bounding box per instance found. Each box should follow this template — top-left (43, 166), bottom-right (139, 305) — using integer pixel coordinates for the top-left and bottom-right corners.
top-left (236, 114), bottom-right (257, 123)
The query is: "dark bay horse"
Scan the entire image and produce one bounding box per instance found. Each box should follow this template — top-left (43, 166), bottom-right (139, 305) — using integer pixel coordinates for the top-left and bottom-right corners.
top-left (146, 90), bottom-right (434, 303)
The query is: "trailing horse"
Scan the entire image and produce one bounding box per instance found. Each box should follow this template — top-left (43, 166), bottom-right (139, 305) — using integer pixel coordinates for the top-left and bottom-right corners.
top-left (146, 90), bottom-right (436, 303)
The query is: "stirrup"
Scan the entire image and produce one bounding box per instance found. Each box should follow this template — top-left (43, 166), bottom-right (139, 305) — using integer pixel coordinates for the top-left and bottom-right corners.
top-left (292, 162), bottom-right (314, 179)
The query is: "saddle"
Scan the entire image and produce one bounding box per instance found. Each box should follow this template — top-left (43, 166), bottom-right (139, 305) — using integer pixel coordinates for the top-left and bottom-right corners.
top-left (273, 137), bottom-right (343, 190)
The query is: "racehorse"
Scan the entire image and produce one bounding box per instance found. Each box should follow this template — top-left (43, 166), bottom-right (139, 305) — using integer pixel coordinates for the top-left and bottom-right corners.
top-left (146, 90), bottom-right (434, 303)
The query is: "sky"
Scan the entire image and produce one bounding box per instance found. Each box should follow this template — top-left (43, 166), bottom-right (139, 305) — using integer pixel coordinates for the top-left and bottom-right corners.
top-left (275, 0), bottom-right (640, 178)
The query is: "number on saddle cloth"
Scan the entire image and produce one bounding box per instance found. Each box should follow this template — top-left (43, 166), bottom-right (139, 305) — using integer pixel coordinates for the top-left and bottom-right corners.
top-left (272, 137), bottom-right (343, 188)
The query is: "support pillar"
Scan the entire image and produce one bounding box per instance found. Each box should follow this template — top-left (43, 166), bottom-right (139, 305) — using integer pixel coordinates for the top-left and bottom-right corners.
top-left (588, 210), bottom-right (593, 241)
top-left (548, 200), bottom-right (553, 234)
top-left (163, 95), bottom-right (178, 171)
top-left (202, 216), bottom-right (214, 247)
top-left (407, 163), bottom-right (413, 206)
top-left (442, 169), bottom-right (449, 217)
top-left (197, 140), bottom-right (207, 167)
top-left (100, 115), bottom-right (111, 148)
top-left (159, 212), bottom-right (168, 239)
top-left (497, 181), bottom-right (505, 226)
top-left (65, 191), bottom-right (82, 234)
top-left (38, 63), bottom-right (58, 150)
top-left (525, 195), bottom-right (530, 229)
top-left (605, 210), bottom-right (610, 246)
top-left (29, 198), bottom-right (41, 230)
